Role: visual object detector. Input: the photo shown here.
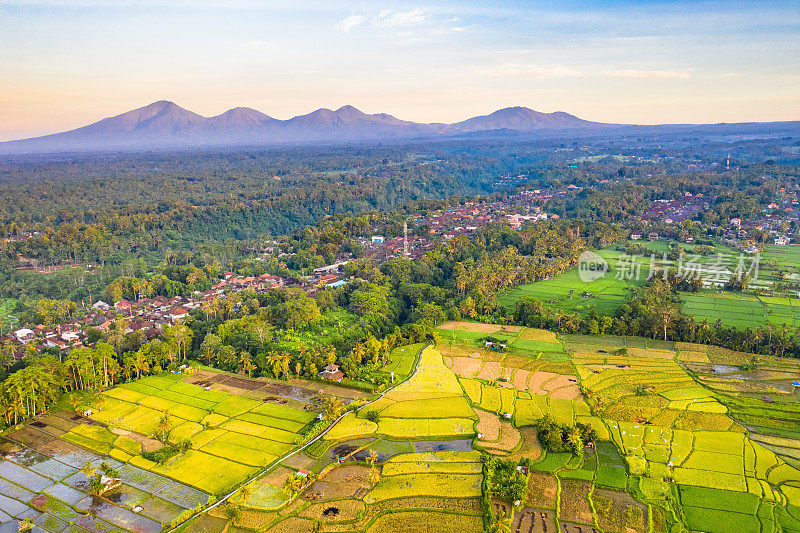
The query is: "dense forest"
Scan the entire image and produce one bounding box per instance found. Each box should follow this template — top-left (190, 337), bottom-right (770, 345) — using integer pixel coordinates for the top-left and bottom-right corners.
top-left (1, 134), bottom-right (800, 426)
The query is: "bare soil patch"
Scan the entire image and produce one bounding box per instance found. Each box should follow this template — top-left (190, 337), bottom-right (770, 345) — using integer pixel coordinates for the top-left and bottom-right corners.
top-left (438, 321), bottom-right (500, 333)
top-left (512, 369), bottom-right (531, 391)
top-left (549, 385), bottom-right (582, 400)
top-left (110, 428), bottom-right (162, 453)
top-left (559, 479), bottom-right (594, 524)
top-left (526, 472), bottom-right (558, 508)
top-left (450, 357), bottom-right (483, 378)
top-left (528, 372), bottom-right (558, 395)
top-left (475, 410), bottom-right (501, 442)
top-left (476, 362), bottom-right (503, 381)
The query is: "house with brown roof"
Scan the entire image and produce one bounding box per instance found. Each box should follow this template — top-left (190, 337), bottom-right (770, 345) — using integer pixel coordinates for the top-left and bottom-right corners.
top-left (319, 363), bottom-right (344, 382)
top-left (169, 307), bottom-right (189, 322)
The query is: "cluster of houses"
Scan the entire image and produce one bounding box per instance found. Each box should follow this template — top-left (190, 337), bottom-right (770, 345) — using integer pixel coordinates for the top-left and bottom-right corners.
top-left (1, 263), bottom-right (362, 364)
top-left (360, 192), bottom-right (561, 262)
top-left (641, 194), bottom-right (709, 225)
top-left (1, 272), bottom-right (290, 359)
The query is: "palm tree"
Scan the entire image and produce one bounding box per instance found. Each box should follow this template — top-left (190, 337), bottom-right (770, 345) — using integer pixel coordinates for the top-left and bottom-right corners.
top-left (282, 475), bottom-right (303, 503)
top-left (566, 427), bottom-right (584, 455)
top-left (369, 450), bottom-right (380, 485)
top-left (239, 484), bottom-right (253, 505)
top-left (280, 355), bottom-right (291, 381)
top-left (133, 350), bottom-right (150, 379)
top-left (221, 505), bottom-right (242, 533)
top-left (240, 353), bottom-right (256, 378)
top-left (489, 509), bottom-right (512, 533)
top-left (323, 396), bottom-right (344, 422)
top-left (156, 413), bottom-right (171, 443)
top-left (80, 461), bottom-right (96, 480)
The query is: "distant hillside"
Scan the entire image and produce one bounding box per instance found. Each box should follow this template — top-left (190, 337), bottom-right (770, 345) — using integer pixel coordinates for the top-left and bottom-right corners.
top-left (1, 101), bottom-right (798, 154)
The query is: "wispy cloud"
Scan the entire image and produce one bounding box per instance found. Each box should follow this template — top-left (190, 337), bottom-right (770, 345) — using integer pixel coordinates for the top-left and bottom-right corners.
top-left (375, 8), bottom-right (429, 27)
top-left (240, 39), bottom-right (274, 51)
top-left (336, 8), bottom-right (431, 33)
top-left (478, 64), bottom-right (584, 78)
top-left (603, 69), bottom-right (691, 79)
top-left (335, 14), bottom-right (367, 33)
top-left (334, 8), bottom-right (464, 42)
top-left (480, 65), bottom-right (694, 81)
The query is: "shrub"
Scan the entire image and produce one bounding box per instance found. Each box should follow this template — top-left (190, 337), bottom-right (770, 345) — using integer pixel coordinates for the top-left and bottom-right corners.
top-left (142, 438), bottom-right (191, 463)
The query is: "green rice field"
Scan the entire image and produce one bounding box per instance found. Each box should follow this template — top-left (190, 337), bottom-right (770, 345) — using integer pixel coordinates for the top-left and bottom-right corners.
top-left (499, 242), bottom-right (800, 329)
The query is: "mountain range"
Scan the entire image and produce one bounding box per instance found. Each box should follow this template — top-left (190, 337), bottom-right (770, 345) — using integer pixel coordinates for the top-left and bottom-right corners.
top-left (1, 100), bottom-right (798, 154)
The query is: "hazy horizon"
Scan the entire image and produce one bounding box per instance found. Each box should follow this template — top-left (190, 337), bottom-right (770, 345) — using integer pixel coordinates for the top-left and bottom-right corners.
top-left (1, 0), bottom-right (799, 142)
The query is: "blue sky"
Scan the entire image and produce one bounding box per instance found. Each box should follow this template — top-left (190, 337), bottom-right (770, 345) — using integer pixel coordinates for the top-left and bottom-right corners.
top-left (0, 0), bottom-right (798, 140)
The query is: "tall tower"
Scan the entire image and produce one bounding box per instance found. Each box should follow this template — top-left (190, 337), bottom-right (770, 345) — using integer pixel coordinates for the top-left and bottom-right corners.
top-left (727, 153), bottom-right (730, 171)
top-left (403, 220), bottom-right (409, 258)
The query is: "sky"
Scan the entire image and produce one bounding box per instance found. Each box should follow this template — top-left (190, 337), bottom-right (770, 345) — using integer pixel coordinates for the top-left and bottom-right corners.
top-left (0, 0), bottom-right (799, 141)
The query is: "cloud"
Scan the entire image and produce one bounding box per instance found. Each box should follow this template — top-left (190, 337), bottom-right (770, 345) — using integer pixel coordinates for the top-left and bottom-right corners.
top-left (603, 69), bottom-right (691, 79)
top-left (335, 8), bottom-right (454, 38)
top-left (375, 8), bottom-right (429, 27)
top-left (240, 40), bottom-right (274, 51)
top-left (480, 64), bottom-right (584, 78)
top-left (335, 14), bottom-right (367, 33)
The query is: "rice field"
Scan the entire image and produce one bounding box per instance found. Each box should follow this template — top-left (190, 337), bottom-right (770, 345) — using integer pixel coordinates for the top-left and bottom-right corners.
top-left (0, 411), bottom-right (208, 532)
top-left (126, 331), bottom-right (800, 533)
top-left (498, 242), bottom-right (800, 329)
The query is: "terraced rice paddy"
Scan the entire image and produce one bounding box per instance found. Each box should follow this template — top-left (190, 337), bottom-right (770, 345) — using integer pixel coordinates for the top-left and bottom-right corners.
top-left (6, 332), bottom-right (800, 532)
top-left (0, 411), bottom-right (208, 532)
top-left (63, 372), bottom-right (318, 496)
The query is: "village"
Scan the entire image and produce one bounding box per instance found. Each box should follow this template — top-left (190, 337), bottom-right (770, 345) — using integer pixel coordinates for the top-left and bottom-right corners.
top-left (5, 181), bottom-right (797, 365)
top-left (1, 187), bottom-right (563, 365)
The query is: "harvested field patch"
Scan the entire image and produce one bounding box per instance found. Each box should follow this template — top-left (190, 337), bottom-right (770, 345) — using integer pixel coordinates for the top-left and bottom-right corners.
top-left (526, 471), bottom-right (558, 508)
top-left (479, 421), bottom-right (520, 455)
top-left (304, 464), bottom-right (372, 501)
top-left (512, 369), bottom-right (531, 391)
top-left (366, 510), bottom-right (483, 533)
top-left (678, 350), bottom-right (710, 363)
top-left (519, 328), bottom-right (559, 342)
top-left (476, 361), bottom-right (503, 381)
top-left (541, 373), bottom-right (579, 392)
top-left (475, 409), bottom-right (501, 441)
top-left (438, 321), bottom-right (500, 333)
top-left (511, 427), bottom-right (543, 462)
top-left (528, 372), bottom-right (558, 395)
top-left (449, 357), bottom-right (482, 378)
top-left (300, 499), bottom-right (365, 522)
top-left (559, 479), bottom-right (594, 524)
top-left (592, 488), bottom-right (647, 533)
